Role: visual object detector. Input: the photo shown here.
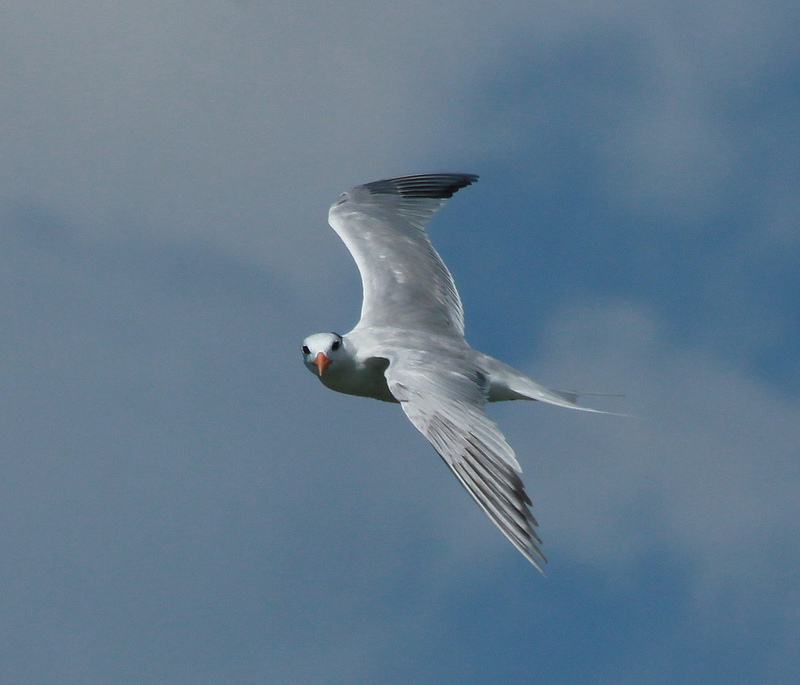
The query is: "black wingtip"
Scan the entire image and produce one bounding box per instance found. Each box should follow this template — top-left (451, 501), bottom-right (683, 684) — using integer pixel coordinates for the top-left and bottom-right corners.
top-left (364, 173), bottom-right (478, 199)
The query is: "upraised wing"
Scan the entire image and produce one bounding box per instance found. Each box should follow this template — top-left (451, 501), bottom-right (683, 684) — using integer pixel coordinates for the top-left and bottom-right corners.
top-left (328, 173), bottom-right (478, 336)
top-left (385, 354), bottom-right (547, 572)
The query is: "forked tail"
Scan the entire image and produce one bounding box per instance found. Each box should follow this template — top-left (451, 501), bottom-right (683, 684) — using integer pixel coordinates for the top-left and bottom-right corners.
top-left (483, 355), bottom-right (623, 415)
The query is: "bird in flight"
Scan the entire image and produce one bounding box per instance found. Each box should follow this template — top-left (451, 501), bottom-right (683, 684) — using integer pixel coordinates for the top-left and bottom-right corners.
top-left (302, 173), bottom-right (605, 572)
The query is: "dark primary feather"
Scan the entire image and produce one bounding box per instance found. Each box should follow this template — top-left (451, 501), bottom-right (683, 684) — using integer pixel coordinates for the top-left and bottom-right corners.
top-left (364, 173), bottom-right (478, 199)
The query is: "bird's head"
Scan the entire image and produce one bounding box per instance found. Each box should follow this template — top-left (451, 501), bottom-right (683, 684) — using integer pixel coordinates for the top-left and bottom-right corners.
top-left (301, 332), bottom-right (345, 377)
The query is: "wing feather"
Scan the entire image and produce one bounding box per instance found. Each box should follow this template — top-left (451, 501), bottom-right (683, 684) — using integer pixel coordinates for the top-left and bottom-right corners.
top-left (328, 173), bottom-right (477, 335)
top-left (386, 360), bottom-right (547, 572)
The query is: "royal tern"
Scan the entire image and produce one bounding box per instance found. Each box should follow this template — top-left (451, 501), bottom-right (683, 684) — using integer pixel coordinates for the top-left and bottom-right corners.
top-left (302, 173), bottom-right (604, 572)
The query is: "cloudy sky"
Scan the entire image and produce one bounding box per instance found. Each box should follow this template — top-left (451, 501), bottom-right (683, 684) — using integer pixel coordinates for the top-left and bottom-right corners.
top-left (2, 1), bottom-right (799, 682)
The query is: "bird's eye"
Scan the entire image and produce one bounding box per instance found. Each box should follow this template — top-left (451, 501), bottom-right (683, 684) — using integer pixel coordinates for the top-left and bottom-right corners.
top-left (302, 345), bottom-right (310, 355)
top-left (331, 339), bottom-right (340, 351)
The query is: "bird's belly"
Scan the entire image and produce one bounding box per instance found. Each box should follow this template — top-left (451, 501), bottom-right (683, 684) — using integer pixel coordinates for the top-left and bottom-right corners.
top-left (321, 365), bottom-right (399, 403)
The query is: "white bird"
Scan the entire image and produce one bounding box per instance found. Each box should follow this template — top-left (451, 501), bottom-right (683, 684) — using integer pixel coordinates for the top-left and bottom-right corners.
top-left (302, 173), bottom-right (605, 572)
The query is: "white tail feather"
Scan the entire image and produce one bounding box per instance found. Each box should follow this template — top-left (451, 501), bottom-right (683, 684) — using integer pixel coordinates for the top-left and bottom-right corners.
top-left (482, 355), bottom-right (625, 415)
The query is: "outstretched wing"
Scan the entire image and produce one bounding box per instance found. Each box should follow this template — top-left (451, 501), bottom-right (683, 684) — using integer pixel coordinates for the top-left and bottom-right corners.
top-left (328, 173), bottom-right (477, 336)
top-left (385, 355), bottom-right (547, 572)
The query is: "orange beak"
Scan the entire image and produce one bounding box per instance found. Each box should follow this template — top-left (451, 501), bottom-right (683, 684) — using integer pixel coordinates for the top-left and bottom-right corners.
top-left (314, 352), bottom-right (331, 376)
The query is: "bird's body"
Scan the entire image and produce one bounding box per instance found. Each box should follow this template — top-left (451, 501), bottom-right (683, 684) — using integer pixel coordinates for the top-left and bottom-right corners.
top-left (302, 173), bottom-right (603, 572)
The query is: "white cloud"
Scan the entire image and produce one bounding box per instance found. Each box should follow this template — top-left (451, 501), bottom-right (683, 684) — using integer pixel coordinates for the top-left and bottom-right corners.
top-left (462, 1), bottom-right (800, 232)
top-left (3, 0), bottom-right (797, 290)
top-left (0, 1), bottom-right (527, 276)
top-left (493, 301), bottom-right (800, 617)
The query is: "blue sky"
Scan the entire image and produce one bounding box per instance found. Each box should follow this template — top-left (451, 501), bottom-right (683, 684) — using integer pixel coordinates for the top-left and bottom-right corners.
top-left (2, 1), bottom-right (799, 683)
